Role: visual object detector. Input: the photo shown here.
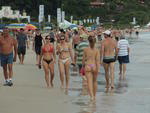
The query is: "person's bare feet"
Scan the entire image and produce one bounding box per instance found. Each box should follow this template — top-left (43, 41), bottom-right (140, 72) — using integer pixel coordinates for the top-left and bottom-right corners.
top-left (105, 84), bottom-right (110, 89)
top-left (105, 85), bottom-right (109, 93)
top-left (65, 88), bottom-right (69, 95)
top-left (90, 96), bottom-right (94, 101)
top-left (123, 75), bottom-right (126, 80)
top-left (111, 85), bottom-right (115, 89)
top-left (51, 82), bottom-right (54, 88)
top-left (60, 85), bottom-right (64, 89)
top-left (47, 85), bottom-right (51, 89)
top-left (66, 86), bottom-right (69, 90)
top-left (93, 96), bottom-right (96, 101)
top-left (119, 73), bottom-right (123, 81)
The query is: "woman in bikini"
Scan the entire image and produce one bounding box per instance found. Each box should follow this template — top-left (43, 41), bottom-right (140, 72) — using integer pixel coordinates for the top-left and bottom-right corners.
top-left (82, 36), bottom-right (100, 101)
top-left (39, 35), bottom-right (56, 88)
top-left (56, 35), bottom-right (74, 90)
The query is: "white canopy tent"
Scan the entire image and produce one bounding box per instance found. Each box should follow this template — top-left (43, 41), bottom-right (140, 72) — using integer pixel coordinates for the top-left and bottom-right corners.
top-left (59, 20), bottom-right (72, 29)
top-left (59, 20), bottom-right (78, 29)
top-left (146, 22), bottom-right (150, 26)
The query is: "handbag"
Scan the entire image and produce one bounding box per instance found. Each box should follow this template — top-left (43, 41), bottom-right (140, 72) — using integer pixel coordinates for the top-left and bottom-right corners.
top-left (80, 67), bottom-right (85, 76)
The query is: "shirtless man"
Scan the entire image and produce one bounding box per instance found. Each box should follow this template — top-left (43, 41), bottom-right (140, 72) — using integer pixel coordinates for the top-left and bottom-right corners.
top-left (72, 30), bottom-right (80, 49)
top-left (0, 28), bottom-right (17, 86)
top-left (100, 30), bottom-right (117, 91)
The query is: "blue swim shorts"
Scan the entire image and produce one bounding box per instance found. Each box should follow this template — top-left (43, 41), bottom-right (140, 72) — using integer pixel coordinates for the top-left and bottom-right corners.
top-left (118, 55), bottom-right (129, 64)
top-left (0, 52), bottom-right (13, 66)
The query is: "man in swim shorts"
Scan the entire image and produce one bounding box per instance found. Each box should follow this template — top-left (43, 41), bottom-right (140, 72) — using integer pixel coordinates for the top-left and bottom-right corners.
top-left (101, 30), bottom-right (117, 90)
top-left (0, 28), bottom-right (17, 86)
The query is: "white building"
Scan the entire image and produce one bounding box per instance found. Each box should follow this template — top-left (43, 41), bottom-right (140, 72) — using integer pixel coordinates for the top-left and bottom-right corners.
top-left (0, 6), bottom-right (30, 23)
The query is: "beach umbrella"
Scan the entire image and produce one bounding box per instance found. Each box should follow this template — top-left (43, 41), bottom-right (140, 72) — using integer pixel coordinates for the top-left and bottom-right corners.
top-left (8, 23), bottom-right (26, 26)
top-left (6, 23), bottom-right (26, 29)
top-left (7, 26), bottom-right (24, 29)
top-left (25, 24), bottom-right (37, 30)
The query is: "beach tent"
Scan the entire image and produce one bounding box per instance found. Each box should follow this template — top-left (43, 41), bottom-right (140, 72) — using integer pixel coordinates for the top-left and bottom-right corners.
top-left (59, 20), bottom-right (74, 29)
top-left (133, 25), bottom-right (140, 28)
top-left (146, 22), bottom-right (150, 27)
top-left (72, 27), bottom-right (78, 30)
top-left (69, 24), bottom-right (78, 29)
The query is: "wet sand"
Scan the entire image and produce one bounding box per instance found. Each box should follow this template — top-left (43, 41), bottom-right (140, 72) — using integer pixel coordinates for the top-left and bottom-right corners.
top-left (0, 32), bottom-right (150, 113)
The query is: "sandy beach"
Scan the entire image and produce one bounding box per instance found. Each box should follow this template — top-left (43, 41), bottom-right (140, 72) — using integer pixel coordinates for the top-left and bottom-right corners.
top-left (0, 32), bottom-right (150, 113)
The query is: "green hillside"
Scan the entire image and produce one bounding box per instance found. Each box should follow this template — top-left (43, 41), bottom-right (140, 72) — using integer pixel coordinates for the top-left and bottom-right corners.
top-left (0, 0), bottom-right (150, 27)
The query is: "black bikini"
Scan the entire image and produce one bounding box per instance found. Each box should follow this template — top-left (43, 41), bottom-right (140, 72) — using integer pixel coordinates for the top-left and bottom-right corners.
top-left (43, 59), bottom-right (53, 64)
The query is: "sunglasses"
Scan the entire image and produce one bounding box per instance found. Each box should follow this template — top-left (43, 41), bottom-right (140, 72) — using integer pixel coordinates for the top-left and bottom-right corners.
top-left (60, 38), bottom-right (65, 40)
top-left (45, 38), bottom-right (50, 40)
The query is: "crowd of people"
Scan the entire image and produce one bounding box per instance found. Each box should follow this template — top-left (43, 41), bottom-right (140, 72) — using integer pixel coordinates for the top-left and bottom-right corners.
top-left (0, 26), bottom-right (132, 101)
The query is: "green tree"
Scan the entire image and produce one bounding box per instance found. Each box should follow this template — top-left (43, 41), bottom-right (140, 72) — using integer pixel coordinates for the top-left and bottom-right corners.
top-left (0, 0), bottom-right (150, 27)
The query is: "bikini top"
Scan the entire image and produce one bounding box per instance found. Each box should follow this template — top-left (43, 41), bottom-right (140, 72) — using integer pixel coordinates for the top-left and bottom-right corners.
top-left (60, 47), bottom-right (69, 52)
top-left (58, 44), bottom-right (70, 52)
top-left (42, 44), bottom-right (53, 53)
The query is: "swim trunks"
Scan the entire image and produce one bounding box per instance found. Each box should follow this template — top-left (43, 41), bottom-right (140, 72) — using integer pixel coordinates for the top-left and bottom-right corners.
top-left (103, 56), bottom-right (116, 64)
top-left (0, 52), bottom-right (13, 66)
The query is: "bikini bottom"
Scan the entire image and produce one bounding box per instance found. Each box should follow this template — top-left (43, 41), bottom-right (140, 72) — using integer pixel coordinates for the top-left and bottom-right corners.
top-left (85, 64), bottom-right (96, 72)
top-left (43, 59), bottom-right (53, 64)
top-left (59, 57), bottom-right (71, 64)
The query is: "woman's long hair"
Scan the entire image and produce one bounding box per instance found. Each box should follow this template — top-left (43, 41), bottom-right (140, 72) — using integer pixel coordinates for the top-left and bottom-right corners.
top-left (88, 36), bottom-right (96, 49)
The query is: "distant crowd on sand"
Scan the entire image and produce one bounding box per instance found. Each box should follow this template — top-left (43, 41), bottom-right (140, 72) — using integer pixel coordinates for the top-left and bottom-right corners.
top-left (0, 26), bottom-right (140, 101)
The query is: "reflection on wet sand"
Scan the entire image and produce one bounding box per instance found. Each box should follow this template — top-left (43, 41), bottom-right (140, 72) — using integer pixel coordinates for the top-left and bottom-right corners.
top-left (114, 80), bottom-right (128, 94)
top-left (68, 39), bottom-right (132, 112)
top-left (71, 82), bottom-right (97, 113)
top-left (103, 79), bottom-right (128, 95)
top-left (97, 96), bottom-right (117, 113)
top-left (68, 33), bottom-right (147, 113)
top-left (80, 82), bottom-right (88, 96)
top-left (78, 101), bottom-right (97, 113)
top-left (69, 78), bottom-right (129, 113)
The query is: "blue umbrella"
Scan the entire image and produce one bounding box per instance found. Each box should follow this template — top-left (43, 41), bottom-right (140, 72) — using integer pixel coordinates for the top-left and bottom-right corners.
top-left (6, 23), bottom-right (26, 29)
top-left (8, 23), bottom-right (26, 27)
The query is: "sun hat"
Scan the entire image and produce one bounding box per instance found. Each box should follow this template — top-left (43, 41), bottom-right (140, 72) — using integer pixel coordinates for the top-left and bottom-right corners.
top-left (103, 30), bottom-right (111, 35)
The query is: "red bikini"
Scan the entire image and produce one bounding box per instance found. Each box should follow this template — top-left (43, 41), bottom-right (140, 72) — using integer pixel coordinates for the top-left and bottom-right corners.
top-left (42, 44), bottom-right (53, 53)
top-left (42, 44), bottom-right (54, 64)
